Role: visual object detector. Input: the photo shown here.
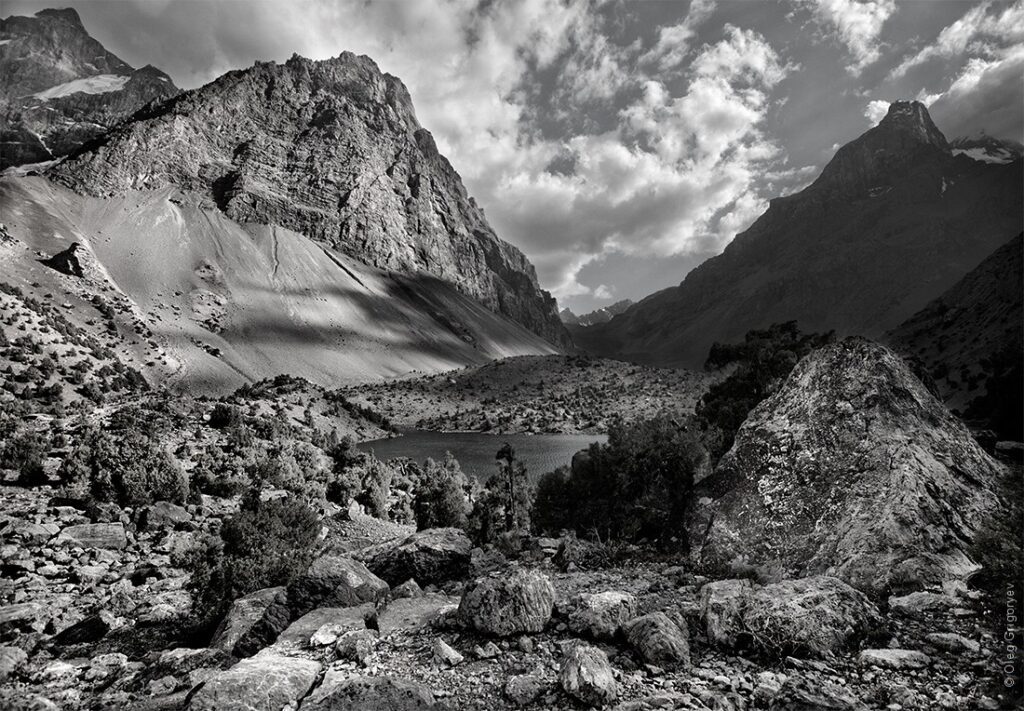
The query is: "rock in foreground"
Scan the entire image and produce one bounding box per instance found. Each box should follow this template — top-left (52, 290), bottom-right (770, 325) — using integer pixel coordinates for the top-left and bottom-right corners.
top-left (458, 568), bottom-right (555, 636)
top-left (698, 338), bottom-right (1003, 594)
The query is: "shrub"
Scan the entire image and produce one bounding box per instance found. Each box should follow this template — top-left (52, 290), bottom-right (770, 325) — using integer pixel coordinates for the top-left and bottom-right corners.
top-left (531, 412), bottom-right (703, 546)
top-left (467, 443), bottom-right (532, 544)
top-left (413, 454), bottom-right (470, 530)
top-left (188, 492), bottom-right (320, 626)
top-left (2, 428), bottom-right (49, 484)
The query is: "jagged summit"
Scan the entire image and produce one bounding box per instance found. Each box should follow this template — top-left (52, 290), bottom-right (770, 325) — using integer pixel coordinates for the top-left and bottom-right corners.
top-left (572, 99), bottom-right (1022, 368)
top-left (809, 100), bottom-right (949, 198)
top-left (48, 51), bottom-right (568, 347)
top-left (951, 134), bottom-right (1024, 164)
top-left (0, 7), bottom-right (179, 167)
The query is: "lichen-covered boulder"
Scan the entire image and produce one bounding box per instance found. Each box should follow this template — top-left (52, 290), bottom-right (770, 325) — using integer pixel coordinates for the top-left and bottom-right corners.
top-left (209, 586), bottom-right (290, 657)
top-left (700, 576), bottom-right (885, 658)
top-left (566, 591), bottom-right (636, 641)
top-left (185, 653), bottom-right (320, 711)
top-left (697, 338), bottom-right (1003, 594)
top-left (458, 568), bottom-right (554, 636)
top-left (301, 671), bottom-right (438, 710)
top-left (365, 528), bottom-right (472, 587)
top-left (286, 555), bottom-right (388, 617)
top-left (559, 644), bottom-right (617, 707)
top-left (622, 612), bottom-right (691, 669)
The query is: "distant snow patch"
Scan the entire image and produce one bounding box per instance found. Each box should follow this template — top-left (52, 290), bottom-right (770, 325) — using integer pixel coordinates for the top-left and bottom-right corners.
top-left (952, 147), bottom-right (1015, 164)
top-left (33, 74), bottom-right (129, 101)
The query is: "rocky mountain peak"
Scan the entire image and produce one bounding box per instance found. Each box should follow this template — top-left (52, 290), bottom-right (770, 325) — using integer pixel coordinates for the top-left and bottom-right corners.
top-left (808, 100), bottom-right (950, 198)
top-left (0, 7), bottom-right (179, 168)
top-left (876, 100), bottom-right (948, 149)
top-left (32, 7), bottom-right (83, 26)
top-left (49, 52), bottom-right (570, 348)
top-left (950, 133), bottom-right (1024, 164)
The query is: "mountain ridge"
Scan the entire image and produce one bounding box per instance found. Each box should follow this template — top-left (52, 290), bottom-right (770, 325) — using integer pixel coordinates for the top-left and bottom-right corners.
top-left (573, 101), bottom-right (1023, 368)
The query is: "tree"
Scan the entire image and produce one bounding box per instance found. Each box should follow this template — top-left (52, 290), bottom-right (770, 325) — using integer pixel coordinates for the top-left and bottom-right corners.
top-left (469, 444), bottom-right (533, 544)
top-left (413, 453), bottom-right (469, 530)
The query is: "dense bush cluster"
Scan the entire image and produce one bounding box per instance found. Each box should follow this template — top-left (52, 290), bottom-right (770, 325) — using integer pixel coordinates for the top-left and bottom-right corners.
top-left (187, 492), bottom-right (320, 626)
top-left (532, 413), bottom-right (703, 546)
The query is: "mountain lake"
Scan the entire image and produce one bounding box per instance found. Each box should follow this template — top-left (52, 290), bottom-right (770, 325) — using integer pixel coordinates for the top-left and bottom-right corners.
top-left (358, 430), bottom-right (607, 482)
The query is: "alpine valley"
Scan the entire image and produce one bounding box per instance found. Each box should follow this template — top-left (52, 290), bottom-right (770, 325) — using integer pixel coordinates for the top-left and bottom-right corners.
top-left (0, 7), bottom-right (1021, 711)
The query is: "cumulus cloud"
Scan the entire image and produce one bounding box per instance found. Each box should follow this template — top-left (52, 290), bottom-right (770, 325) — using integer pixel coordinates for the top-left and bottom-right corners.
top-left (889, 0), bottom-right (1024, 79)
top-left (639, 0), bottom-right (717, 72)
top-left (807, 0), bottom-right (896, 73)
top-left (864, 99), bottom-right (890, 124)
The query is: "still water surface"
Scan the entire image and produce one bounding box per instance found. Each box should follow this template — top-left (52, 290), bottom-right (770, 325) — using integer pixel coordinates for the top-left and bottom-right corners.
top-left (359, 430), bottom-right (607, 482)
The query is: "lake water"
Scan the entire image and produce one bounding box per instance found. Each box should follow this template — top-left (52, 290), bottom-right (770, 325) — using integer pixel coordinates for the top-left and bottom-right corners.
top-left (359, 430), bottom-right (607, 482)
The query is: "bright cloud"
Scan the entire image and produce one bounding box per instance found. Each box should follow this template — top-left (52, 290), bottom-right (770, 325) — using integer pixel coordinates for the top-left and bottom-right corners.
top-left (808, 0), bottom-right (897, 73)
top-left (889, 0), bottom-right (1024, 79)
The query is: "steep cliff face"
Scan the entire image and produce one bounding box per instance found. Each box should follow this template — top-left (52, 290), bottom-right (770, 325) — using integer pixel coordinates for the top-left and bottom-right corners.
top-left (574, 101), bottom-right (1023, 368)
top-left (696, 338), bottom-right (1003, 595)
top-left (49, 53), bottom-right (569, 348)
top-left (0, 8), bottom-right (179, 168)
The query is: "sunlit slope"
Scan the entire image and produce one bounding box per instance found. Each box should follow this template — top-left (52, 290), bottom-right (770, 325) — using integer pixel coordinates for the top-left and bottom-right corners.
top-left (0, 177), bottom-right (559, 392)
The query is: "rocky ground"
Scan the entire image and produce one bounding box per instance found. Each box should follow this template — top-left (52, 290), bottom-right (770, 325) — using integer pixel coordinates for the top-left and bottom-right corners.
top-left (0, 480), bottom-right (1013, 711)
top-left (342, 355), bottom-right (713, 434)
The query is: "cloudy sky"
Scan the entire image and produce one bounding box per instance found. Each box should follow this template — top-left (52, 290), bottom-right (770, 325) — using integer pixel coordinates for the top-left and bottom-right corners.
top-left (9, 0), bottom-right (1024, 312)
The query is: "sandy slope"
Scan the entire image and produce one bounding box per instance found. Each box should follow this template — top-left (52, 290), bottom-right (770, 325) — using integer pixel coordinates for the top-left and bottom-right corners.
top-left (0, 177), bottom-right (560, 392)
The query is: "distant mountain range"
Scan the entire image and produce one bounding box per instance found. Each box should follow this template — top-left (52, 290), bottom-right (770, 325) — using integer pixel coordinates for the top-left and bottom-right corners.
top-left (559, 299), bottom-right (634, 327)
top-left (573, 101), bottom-right (1023, 369)
top-left (0, 8), bottom-right (179, 169)
top-left (0, 10), bottom-right (569, 392)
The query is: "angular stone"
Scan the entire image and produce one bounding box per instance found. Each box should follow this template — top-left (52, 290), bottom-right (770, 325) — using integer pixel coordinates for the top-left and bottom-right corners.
top-left (140, 501), bottom-right (191, 531)
top-left (432, 637), bottom-right (463, 667)
top-left (505, 673), bottom-right (546, 707)
top-left (888, 591), bottom-right (957, 617)
top-left (365, 528), bottom-right (472, 587)
top-left (286, 555), bottom-right (388, 617)
top-left (925, 632), bottom-right (980, 654)
top-left (210, 586), bottom-right (290, 658)
top-left (184, 653), bottom-right (320, 711)
top-left (378, 593), bottom-right (458, 634)
top-left (458, 568), bottom-right (555, 636)
top-left (623, 612), bottom-right (690, 669)
top-left (335, 629), bottom-right (378, 666)
top-left (276, 605), bottom-right (372, 648)
top-left (53, 611), bottom-right (115, 646)
top-left (0, 646), bottom-right (28, 681)
top-left (301, 671), bottom-right (437, 710)
top-left (566, 591), bottom-right (636, 641)
top-left (701, 576), bottom-right (885, 658)
top-left (392, 579), bottom-right (423, 599)
top-left (857, 649), bottom-right (931, 670)
top-left (55, 523), bottom-right (127, 550)
top-left (559, 644), bottom-right (617, 707)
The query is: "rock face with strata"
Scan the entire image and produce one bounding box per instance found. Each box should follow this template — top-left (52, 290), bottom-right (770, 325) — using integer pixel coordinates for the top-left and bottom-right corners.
top-left (697, 338), bottom-right (1003, 594)
top-left (0, 9), bottom-right (179, 168)
top-left (48, 52), bottom-right (569, 347)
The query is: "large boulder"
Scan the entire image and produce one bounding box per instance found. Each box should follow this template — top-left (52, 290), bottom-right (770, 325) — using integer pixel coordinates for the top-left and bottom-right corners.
top-left (458, 568), bottom-right (555, 636)
top-left (697, 338), bottom-right (1003, 594)
top-left (365, 528), bottom-right (472, 587)
top-left (622, 612), bottom-right (690, 669)
top-left (301, 671), bottom-right (438, 710)
top-left (184, 653), bottom-right (320, 711)
top-left (286, 555), bottom-right (388, 617)
top-left (566, 591), bottom-right (637, 641)
top-left (700, 576), bottom-right (885, 658)
top-left (55, 523), bottom-right (127, 550)
top-left (275, 605), bottom-right (374, 648)
top-left (209, 586), bottom-right (290, 658)
top-left (559, 644), bottom-right (617, 707)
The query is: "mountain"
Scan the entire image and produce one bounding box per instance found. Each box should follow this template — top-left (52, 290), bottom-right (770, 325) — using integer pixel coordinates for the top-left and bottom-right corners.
top-left (950, 134), bottom-right (1023, 165)
top-left (696, 337), bottom-right (1003, 595)
top-left (0, 51), bottom-right (569, 391)
top-left (0, 8), bottom-right (179, 169)
top-left (559, 299), bottom-right (634, 326)
top-left (47, 52), bottom-right (568, 350)
top-left (887, 233), bottom-right (1022, 438)
top-left (573, 101), bottom-right (1023, 368)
